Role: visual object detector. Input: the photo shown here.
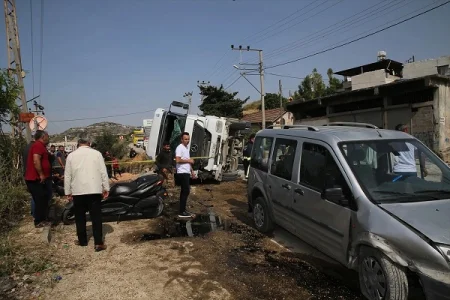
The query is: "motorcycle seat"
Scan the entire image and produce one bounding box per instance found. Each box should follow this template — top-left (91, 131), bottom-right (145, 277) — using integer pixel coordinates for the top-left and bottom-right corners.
top-left (110, 182), bottom-right (138, 196)
top-left (135, 174), bottom-right (161, 187)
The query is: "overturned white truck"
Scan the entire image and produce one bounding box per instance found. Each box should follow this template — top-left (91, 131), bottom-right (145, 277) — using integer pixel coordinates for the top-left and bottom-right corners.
top-left (146, 103), bottom-right (250, 182)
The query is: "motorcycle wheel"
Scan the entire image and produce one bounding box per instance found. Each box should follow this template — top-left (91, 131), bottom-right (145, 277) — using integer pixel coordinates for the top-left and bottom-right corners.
top-left (62, 209), bottom-right (75, 225)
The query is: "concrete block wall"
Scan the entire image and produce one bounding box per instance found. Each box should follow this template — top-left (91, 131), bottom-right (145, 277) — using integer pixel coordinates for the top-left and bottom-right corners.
top-left (403, 56), bottom-right (450, 79)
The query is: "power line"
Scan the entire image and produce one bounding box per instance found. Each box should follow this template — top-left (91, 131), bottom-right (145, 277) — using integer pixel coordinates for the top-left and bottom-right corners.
top-left (252, 0), bottom-right (344, 45)
top-left (263, 0), bottom-right (405, 61)
top-left (265, 1), bottom-right (450, 70)
top-left (29, 0), bottom-right (35, 97)
top-left (52, 109), bottom-right (157, 123)
top-left (38, 0), bottom-right (44, 103)
top-left (265, 72), bottom-right (304, 79)
top-left (224, 76), bottom-right (242, 90)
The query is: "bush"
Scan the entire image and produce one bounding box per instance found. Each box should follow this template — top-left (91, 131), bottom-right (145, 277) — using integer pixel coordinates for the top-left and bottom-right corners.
top-left (0, 135), bottom-right (29, 229)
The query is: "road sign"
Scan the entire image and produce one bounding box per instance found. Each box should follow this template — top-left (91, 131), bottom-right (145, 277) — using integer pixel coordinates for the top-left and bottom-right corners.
top-left (19, 112), bottom-right (35, 122)
top-left (29, 115), bottom-right (48, 131)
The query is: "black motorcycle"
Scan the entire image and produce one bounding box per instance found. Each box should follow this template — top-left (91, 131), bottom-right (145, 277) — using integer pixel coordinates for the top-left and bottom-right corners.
top-left (62, 174), bottom-right (167, 225)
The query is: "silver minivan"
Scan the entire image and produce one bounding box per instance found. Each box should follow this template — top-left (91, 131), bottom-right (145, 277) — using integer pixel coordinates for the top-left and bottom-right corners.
top-left (247, 122), bottom-right (450, 300)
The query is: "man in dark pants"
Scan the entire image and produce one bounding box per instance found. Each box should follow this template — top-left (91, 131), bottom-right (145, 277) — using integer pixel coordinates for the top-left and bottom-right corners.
top-left (175, 132), bottom-right (195, 218)
top-left (23, 139), bottom-right (36, 218)
top-left (24, 130), bottom-right (52, 227)
top-left (156, 141), bottom-right (174, 187)
top-left (243, 133), bottom-right (255, 179)
top-left (64, 139), bottom-right (110, 251)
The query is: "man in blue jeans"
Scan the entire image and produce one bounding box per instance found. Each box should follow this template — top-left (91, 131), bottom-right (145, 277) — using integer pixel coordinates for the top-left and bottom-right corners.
top-left (175, 132), bottom-right (196, 218)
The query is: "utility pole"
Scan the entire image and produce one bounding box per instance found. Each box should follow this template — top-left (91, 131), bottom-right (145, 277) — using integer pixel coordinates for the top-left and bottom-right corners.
top-left (183, 92), bottom-right (193, 115)
top-left (4, 0), bottom-right (32, 142)
top-left (231, 45), bottom-right (265, 128)
top-left (197, 80), bottom-right (210, 103)
top-left (278, 80), bottom-right (283, 109)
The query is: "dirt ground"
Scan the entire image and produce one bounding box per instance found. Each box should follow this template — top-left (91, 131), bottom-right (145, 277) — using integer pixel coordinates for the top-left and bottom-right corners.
top-left (2, 177), bottom-right (365, 300)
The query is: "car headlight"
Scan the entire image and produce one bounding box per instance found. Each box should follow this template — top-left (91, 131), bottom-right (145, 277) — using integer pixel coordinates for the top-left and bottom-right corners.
top-left (437, 245), bottom-right (450, 262)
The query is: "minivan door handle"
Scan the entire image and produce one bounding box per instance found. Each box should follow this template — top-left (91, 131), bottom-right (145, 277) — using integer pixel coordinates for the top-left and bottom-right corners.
top-left (294, 188), bottom-right (304, 195)
top-left (281, 184), bottom-right (291, 190)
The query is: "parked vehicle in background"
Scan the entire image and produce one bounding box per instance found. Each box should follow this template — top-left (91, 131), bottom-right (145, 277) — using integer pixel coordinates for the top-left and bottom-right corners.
top-left (146, 103), bottom-right (250, 182)
top-left (247, 122), bottom-right (450, 300)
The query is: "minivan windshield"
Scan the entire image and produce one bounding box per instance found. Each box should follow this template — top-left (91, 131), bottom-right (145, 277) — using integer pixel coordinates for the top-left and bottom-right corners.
top-left (339, 139), bottom-right (450, 203)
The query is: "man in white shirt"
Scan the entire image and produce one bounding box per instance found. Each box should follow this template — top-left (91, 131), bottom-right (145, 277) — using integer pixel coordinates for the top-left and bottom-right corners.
top-left (64, 138), bottom-right (110, 251)
top-left (393, 124), bottom-right (427, 178)
top-left (175, 132), bottom-right (195, 218)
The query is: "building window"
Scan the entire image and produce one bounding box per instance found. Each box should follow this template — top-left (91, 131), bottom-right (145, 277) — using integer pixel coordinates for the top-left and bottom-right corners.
top-left (250, 137), bottom-right (273, 172)
top-left (270, 138), bottom-right (297, 181)
top-left (437, 65), bottom-right (449, 76)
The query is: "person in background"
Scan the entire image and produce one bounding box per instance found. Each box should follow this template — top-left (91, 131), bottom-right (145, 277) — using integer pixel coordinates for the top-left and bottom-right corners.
top-left (64, 138), bottom-right (109, 251)
top-left (55, 145), bottom-right (66, 176)
top-left (104, 151), bottom-right (113, 179)
top-left (23, 138), bottom-right (36, 218)
top-left (156, 141), bottom-right (174, 187)
top-left (24, 130), bottom-right (52, 227)
top-left (394, 124), bottom-right (427, 177)
top-left (175, 132), bottom-right (196, 218)
top-left (112, 156), bottom-right (122, 178)
top-left (243, 134), bottom-right (255, 179)
top-left (129, 148), bottom-right (137, 159)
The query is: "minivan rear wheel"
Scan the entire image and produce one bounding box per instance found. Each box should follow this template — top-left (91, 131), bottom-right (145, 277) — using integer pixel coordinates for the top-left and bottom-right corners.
top-left (253, 197), bottom-right (273, 234)
top-left (359, 246), bottom-right (408, 300)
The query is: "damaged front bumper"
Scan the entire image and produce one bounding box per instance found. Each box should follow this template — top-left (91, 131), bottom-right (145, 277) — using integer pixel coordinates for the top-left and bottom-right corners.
top-left (420, 273), bottom-right (450, 300)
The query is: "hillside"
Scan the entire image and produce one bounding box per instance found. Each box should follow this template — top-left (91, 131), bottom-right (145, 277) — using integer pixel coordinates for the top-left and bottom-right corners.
top-left (243, 100), bottom-right (261, 115)
top-left (51, 122), bottom-right (135, 142)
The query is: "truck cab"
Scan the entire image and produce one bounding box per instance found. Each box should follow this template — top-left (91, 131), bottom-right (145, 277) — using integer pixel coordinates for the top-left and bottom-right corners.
top-left (146, 107), bottom-right (250, 181)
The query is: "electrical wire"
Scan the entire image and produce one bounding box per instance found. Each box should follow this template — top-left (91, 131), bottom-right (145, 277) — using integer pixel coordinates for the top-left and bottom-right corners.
top-left (265, 72), bottom-right (304, 80)
top-left (29, 0), bottom-right (35, 97)
top-left (263, 0), bottom-right (407, 61)
top-left (224, 76), bottom-right (242, 90)
top-left (38, 0), bottom-right (44, 103)
top-left (265, 1), bottom-right (450, 70)
top-left (252, 0), bottom-right (345, 45)
top-left (52, 109), bottom-right (157, 123)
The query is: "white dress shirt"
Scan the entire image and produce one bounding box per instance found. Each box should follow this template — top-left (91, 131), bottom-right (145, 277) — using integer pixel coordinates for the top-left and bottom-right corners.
top-left (64, 146), bottom-right (110, 196)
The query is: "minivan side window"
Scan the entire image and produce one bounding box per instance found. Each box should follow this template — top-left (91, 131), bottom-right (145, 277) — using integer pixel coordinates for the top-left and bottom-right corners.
top-left (300, 142), bottom-right (351, 199)
top-left (270, 138), bottom-right (297, 181)
top-left (251, 137), bottom-right (273, 172)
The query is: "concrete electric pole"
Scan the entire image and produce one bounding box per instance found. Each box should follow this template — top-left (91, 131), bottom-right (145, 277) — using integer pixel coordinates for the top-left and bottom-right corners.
top-left (278, 79), bottom-right (283, 109)
top-left (231, 45), bottom-right (265, 128)
top-left (183, 92), bottom-right (193, 115)
top-left (4, 0), bottom-right (32, 142)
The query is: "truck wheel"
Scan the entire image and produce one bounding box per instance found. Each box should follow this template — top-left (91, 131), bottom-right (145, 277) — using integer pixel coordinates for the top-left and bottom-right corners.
top-left (253, 197), bottom-right (273, 234)
top-left (359, 246), bottom-right (408, 300)
top-left (62, 209), bottom-right (75, 225)
top-left (221, 172), bottom-right (239, 182)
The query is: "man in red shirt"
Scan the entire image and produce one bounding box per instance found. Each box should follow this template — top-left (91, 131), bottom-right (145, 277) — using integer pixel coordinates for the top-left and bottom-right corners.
top-left (25, 130), bottom-right (52, 227)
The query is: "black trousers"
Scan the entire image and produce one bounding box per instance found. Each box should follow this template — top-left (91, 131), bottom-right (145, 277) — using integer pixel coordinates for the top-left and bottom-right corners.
top-left (73, 194), bottom-right (103, 245)
top-left (26, 179), bottom-right (51, 225)
top-left (177, 173), bottom-right (190, 213)
top-left (243, 159), bottom-right (250, 176)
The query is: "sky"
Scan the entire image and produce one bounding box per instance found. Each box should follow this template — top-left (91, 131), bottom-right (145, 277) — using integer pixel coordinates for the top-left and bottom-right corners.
top-left (1, 0), bottom-right (449, 134)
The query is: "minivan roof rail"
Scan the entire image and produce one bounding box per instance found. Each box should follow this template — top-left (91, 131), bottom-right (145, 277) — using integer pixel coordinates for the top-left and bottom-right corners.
top-left (267, 125), bottom-right (319, 131)
top-left (322, 122), bottom-right (379, 129)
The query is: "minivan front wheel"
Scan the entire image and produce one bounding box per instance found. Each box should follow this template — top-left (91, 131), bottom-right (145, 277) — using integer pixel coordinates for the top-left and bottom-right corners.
top-left (253, 197), bottom-right (273, 233)
top-left (359, 246), bottom-right (408, 300)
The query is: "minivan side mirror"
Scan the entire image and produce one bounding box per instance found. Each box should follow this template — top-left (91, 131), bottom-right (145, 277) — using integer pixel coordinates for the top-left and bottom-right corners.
top-left (322, 187), bottom-right (349, 207)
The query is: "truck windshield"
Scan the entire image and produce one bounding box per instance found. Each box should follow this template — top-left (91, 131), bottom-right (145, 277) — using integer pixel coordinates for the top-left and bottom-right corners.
top-left (338, 139), bottom-right (450, 203)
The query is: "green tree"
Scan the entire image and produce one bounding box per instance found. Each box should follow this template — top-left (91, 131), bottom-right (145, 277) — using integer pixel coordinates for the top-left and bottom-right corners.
top-left (198, 84), bottom-right (249, 118)
top-left (258, 93), bottom-right (288, 110)
top-left (0, 70), bottom-right (20, 128)
top-left (326, 68), bottom-right (343, 95)
top-left (94, 130), bottom-right (116, 156)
